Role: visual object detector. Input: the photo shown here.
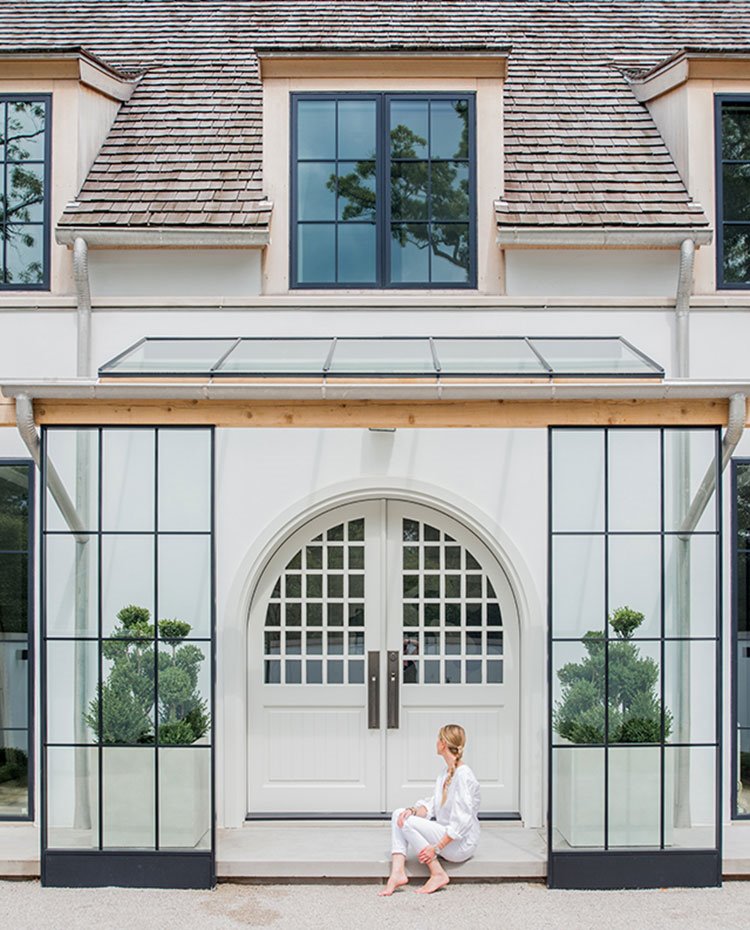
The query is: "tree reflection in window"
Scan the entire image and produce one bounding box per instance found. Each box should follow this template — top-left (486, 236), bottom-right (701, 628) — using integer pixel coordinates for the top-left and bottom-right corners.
top-left (1, 99), bottom-right (48, 287)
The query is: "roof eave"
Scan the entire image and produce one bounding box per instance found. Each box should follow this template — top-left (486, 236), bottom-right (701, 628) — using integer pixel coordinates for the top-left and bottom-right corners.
top-left (496, 226), bottom-right (713, 249)
top-left (55, 225), bottom-right (271, 249)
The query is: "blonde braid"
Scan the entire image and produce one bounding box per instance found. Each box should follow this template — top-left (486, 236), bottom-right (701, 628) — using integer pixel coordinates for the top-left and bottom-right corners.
top-left (439, 725), bottom-right (466, 806)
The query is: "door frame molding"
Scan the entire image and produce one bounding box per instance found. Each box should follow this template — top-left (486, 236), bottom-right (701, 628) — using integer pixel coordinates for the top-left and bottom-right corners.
top-left (221, 476), bottom-right (544, 829)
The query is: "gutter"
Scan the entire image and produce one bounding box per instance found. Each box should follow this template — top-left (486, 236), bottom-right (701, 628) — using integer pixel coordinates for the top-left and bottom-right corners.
top-left (55, 224), bottom-right (271, 249)
top-left (495, 225), bottom-right (713, 249)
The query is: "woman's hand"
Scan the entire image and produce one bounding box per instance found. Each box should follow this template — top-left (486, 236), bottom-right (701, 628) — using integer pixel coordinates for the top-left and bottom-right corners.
top-left (418, 844), bottom-right (438, 864)
top-left (397, 808), bottom-right (413, 829)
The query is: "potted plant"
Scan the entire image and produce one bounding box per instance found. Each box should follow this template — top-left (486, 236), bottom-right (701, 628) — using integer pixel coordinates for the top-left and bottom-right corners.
top-left (553, 606), bottom-right (674, 847)
top-left (86, 605), bottom-right (210, 848)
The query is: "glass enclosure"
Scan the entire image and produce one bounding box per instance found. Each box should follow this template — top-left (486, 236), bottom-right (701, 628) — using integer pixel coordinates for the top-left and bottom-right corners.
top-left (549, 428), bottom-right (721, 889)
top-left (734, 460), bottom-right (750, 818)
top-left (42, 427), bottom-right (214, 888)
top-left (0, 461), bottom-right (33, 818)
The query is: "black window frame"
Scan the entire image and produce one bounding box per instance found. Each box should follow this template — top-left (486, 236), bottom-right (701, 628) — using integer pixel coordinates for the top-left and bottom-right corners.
top-left (732, 457), bottom-right (750, 819)
top-left (0, 458), bottom-right (35, 822)
top-left (290, 91), bottom-right (477, 290)
top-left (0, 94), bottom-right (52, 292)
top-left (714, 93), bottom-right (750, 291)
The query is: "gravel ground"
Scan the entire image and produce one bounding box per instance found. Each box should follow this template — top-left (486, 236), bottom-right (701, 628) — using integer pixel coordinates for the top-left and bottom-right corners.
top-left (1, 879), bottom-right (749, 930)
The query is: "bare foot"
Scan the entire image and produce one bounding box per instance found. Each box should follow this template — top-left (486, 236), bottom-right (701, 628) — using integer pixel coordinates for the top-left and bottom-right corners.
top-left (379, 873), bottom-right (409, 896)
top-left (416, 873), bottom-right (450, 895)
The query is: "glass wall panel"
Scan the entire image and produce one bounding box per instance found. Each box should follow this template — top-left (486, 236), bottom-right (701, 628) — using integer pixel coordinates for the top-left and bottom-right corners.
top-left (607, 535), bottom-right (661, 638)
top-left (0, 463), bottom-right (29, 550)
top-left (0, 551), bottom-right (27, 632)
top-left (44, 534), bottom-right (98, 637)
top-left (157, 640), bottom-right (209, 745)
top-left (46, 746), bottom-right (98, 848)
top-left (552, 430), bottom-right (604, 532)
top-left (46, 640), bottom-right (98, 744)
top-left (0, 730), bottom-right (28, 816)
top-left (158, 747), bottom-right (211, 849)
top-left (0, 640), bottom-right (28, 728)
top-left (102, 748), bottom-right (155, 848)
top-left (608, 430), bottom-right (661, 532)
top-left (735, 461), bottom-right (750, 818)
top-left (102, 430), bottom-right (155, 532)
top-left (158, 536), bottom-right (211, 638)
top-left (158, 430), bottom-right (211, 532)
top-left (101, 535), bottom-right (154, 637)
top-left (550, 427), bottom-right (720, 873)
top-left (44, 429), bottom-right (98, 532)
top-left (739, 729), bottom-right (750, 815)
top-left (552, 747), bottom-right (604, 849)
top-left (552, 536), bottom-right (604, 637)
top-left (665, 746), bottom-right (716, 848)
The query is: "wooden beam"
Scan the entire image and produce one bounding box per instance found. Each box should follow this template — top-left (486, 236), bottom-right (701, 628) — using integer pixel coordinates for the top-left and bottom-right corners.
top-left (0, 397), bottom-right (15, 427)
top-left (29, 398), bottom-right (731, 428)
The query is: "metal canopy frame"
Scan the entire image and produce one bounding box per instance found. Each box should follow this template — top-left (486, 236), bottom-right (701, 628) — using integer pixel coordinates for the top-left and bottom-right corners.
top-left (98, 335), bottom-right (665, 381)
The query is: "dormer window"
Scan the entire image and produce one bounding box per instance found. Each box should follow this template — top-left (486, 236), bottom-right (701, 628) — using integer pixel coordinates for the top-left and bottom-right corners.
top-left (291, 92), bottom-right (475, 289)
top-left (717, 95), bottom-right (750, 289)
top-left (0, 95), bottom-right (50, 289)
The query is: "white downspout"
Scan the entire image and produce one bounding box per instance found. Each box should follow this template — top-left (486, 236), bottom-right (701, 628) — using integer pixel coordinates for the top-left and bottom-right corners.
top-left (675, 238), bottom-right (695, 379)
top-left (73, 236), bottom-right (92, 378)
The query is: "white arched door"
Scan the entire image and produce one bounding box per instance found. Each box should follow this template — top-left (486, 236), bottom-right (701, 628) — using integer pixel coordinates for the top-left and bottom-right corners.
top-left (247, 500), bottom-right (519, 815)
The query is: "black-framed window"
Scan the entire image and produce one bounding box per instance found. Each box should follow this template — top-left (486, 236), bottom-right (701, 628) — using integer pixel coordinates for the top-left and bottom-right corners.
top-left (0, 461), bottom-right (34, 820)
top-left (732, 459), bottom-right (750, 818)
top-left (291, 93), bottom-right (476, 289)
top-left (41, 427), bottom-right (215, 889)
top-left (0, 96), bottom-right (51, 289)
top-left (548, 428), bottom-right (722, 890)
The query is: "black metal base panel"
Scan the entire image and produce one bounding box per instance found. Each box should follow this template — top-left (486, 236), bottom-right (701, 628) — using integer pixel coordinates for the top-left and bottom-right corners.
top-left (548, 850), bottom-right (722, 890)
top-left (42, 851), bottom-right (215, 889)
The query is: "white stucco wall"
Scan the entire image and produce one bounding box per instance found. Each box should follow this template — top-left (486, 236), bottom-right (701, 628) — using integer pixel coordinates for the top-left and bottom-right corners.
top-left (88, 250), bottom-right (263, 298)
top-left (504, 250), bottom-right (679, 297)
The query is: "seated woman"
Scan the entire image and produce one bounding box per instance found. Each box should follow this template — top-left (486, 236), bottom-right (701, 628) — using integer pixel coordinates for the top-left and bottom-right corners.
top-left (380, 724), bottom-right (480, 896)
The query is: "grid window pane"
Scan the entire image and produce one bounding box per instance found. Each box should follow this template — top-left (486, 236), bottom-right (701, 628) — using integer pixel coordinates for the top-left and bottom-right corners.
top-left (0, 730), bottom-right (28, 816)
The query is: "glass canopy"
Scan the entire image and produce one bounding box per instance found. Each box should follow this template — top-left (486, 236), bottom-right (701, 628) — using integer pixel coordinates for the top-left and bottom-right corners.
top-left (99, 336), bottom-right (663, 379)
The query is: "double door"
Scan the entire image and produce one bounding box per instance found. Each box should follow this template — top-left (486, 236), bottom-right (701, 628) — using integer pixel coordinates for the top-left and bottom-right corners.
top-left (247, 500), bottom-right (518, 814)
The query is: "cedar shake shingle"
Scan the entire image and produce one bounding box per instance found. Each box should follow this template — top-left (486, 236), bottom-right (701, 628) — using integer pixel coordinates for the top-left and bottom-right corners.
top-left (0, 1), bottom-right (746, 231)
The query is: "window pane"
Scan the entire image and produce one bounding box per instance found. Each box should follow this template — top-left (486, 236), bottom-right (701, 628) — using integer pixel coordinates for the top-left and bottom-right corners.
top-left (0, 552), bottom-right (27, 634)
top-left (158, 641), bottom-right (210, 746)
top-left (337, 161), bottom-right (375, 221)
top-left (0, 640), bottom-right (28, 727)
top-left (158, 429), bottom-right (211, 532)
top-left (431, 163), bottom-right (470, 221)
top-left (297, 100), bottom-right (335, 159)
top-left (552, 430), bottom-right (605, 532)
top-left (664, 430), bottom-right (717, 532)
top-left (607, 536), bottom-right (661, 638)
top-left (338, 224), bottom-right (376, 284)
top-left (390, 223), bottom-right (429, 282)
top-left (391, 162), bottom-right (428, 220)
top-left (0, 730), bottom-right (28, 816)
top-left (665, 640), bottom-right (716, 743)
top-left (722, 104), bottom-right (750, 160)
top-left (158, 535), bottom-right (211, 639)
top-left (103, 748), bottom-right (155, 848)
top-left (102, 430), bottom-right (155, 532)
top-left (722, 224), bottom-right (750, 285)
top-left (158, 747), bottom-right (211, 849)
top-left (553, 640), bottom-right (605, 744)
top-left (608, 746), bottom-right (660, 847)
top-left (552, 536), bottom-right (605, 637)
top-left (608, 430), bottom-right (661, 532)
top-left (102, 639), bottom-right (154, 745)
top-left (101, 536), bottom-right (154, 637)
top-left (724, 163), bottom-right (750, 221)
top-left (5, 223), bottom-right (43, 285)
top-left (431, 224), bottom-right (470, 282)
top-left (608, 640), bottom-right (661, 745)
top-left (430, 99), bottom-right (469, 159)
top-left (298, 223), bottom-right (335, 284)
top-left (46, 746), bottom-right (98, 848)
top-left (665, 746), bottom-right (716, 848)
top-left (737, 463), bottom-right (750, 547)
top-left (664, 534), bottom-right (716, 638)
top-left (7, 162), bottom-right (44, 223)
top-left (0, 464), bottom-right (29, 550)
top-left (552, 747), bottom-right (604, 849)
top-left (46, 640), bottom-right (98, 744)
top-left (298, 162), bottom-right (336, 221)
top-left (338, 100), bottom-right (376, 159)
top-left (739, 730), bottom-right (750, 815)
top-left (390, 100), bottom-right (428, 158)
top-left (44, 534), bottom-right (98, 638)
top-left (44, 429), bottom-right (99, 533)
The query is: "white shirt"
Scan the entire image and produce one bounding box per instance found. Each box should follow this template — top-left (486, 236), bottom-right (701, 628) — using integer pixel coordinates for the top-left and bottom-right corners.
top-left (415, 764), bottom-right (481, 849)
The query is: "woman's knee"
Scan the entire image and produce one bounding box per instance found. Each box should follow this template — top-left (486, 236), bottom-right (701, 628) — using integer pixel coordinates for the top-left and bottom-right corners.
top-left (391, 808), bottom-right (406, 824)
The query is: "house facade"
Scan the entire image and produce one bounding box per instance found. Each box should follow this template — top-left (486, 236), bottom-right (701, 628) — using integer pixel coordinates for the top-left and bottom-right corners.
top-left (0, 0), bottom-right (750, 891)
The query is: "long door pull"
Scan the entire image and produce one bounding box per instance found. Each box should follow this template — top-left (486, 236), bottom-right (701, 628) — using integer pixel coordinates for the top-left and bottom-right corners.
top-left (367, 651), bottom-right (380, 729)
top-left (387, 650), bottom-right (400, 729)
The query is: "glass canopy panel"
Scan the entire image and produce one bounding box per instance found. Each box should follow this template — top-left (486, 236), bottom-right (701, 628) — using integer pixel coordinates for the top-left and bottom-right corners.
top-left (530, 338), bottom-right (660, 375)
top-left (217, 339), bottom-right (333, 374)
top-left (434, 338), bottom-right (546, 375)
top-left (327, 339), bottom-right (436, 375)
top-left (106, 339), bottom-right (236, 374)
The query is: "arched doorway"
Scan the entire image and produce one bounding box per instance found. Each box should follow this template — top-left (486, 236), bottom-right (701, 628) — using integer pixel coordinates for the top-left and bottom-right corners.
top-left (247, 499), bottom-right (520, 815)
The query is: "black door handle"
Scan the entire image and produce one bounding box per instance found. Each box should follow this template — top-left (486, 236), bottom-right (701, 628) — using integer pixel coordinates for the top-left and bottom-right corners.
top-left (387, 650), bottom-right (399, 729)
top-left (367, 651), bottom-right (380, 729)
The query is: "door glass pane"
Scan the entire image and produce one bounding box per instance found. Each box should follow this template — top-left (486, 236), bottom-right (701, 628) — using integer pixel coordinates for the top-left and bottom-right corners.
top-left (0, 464), bottom-right (29, 550)
top-left (102, 748), bottom-right (155, 848)
top-left (0, 730), bottom-right (28, 816)
top-left (0, 552), bottom-right (27, 634)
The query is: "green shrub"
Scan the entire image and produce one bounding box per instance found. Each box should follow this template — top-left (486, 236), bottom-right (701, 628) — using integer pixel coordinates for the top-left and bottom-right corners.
top-left (553, 607), bottom-right (672, 744)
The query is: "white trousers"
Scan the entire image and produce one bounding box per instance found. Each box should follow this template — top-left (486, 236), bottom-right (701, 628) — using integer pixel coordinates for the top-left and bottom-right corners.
top-left (390, 809), bottom-right (474, 863)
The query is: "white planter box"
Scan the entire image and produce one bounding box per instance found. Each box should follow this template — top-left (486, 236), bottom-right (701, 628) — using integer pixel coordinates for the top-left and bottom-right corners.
top-left (555, 745), bottom-right (674, 848)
